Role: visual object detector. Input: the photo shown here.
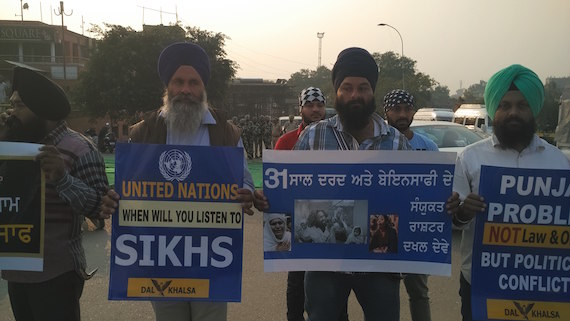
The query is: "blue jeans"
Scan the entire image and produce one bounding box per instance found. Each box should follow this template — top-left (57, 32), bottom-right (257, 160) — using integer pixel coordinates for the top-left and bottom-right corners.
top-left (403, 274), bottom-right (431, 321)
top-left (305, 272), bottom-right (400, 321)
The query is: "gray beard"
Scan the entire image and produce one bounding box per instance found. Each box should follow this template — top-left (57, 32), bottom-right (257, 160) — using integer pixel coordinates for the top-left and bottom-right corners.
top-left (161, 94), bottom-right (208, 143)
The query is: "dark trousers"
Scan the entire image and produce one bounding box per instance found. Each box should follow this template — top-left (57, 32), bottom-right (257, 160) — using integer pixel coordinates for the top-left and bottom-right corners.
top-left (287, 271), bottom-right (350, 321)
top-left (459, 273), bottom-right (472, 321)
top-left (8, 271), bottom-right (85, 321)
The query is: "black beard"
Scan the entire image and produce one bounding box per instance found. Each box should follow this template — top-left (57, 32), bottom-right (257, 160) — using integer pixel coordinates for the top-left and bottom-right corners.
top-left (493, 116), bottom-right (535, 149)
top-left (392, 117), bottom-right (412, 132)
top-left (3, 115), bottom-right (46, 143)
top-left (335, 97), bottom-right (376, 131)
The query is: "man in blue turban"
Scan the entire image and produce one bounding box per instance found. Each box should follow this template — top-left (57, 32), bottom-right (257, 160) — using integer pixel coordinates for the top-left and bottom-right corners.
top-left (99, 42), bottom-right (255, 321)
top-left (446, 64), bottom-right (570, 321)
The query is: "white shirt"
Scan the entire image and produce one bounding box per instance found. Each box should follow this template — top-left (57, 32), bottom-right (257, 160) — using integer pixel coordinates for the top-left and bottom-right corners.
top-left (453, 134), bottom-right (570, 283)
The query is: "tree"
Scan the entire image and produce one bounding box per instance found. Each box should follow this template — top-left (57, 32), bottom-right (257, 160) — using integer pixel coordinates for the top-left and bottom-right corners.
top-left (429, 85), bottom-right (455, 109)
top-left (184, 26), bottom-right (238, 108)
top-left (287, 66), bottom-right (333, 104)
top-left (373, 51), bottom-right (437, 115)
top-left (461, 81), bottom-right (486, 104)
top-left (286, 51), bottom-right (444, 113)
top-left (536, 81), bottom-right (562, 132)
top-left (72, 24), bottom-right (236, 121)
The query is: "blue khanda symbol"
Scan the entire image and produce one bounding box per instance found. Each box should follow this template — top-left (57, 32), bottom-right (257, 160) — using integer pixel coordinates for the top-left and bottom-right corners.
top-left (159, 149), bottom-right (192, 181)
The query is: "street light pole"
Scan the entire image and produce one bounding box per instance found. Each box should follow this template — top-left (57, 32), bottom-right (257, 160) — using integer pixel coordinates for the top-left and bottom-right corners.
top-left (378, 23), bottom-right (404, 89)
top-left (54, 1), bottom-right (73, 81)
top-left (317, 32), bottom-right (324, 68)
top-left (16, 0), bottom-right (29, 21)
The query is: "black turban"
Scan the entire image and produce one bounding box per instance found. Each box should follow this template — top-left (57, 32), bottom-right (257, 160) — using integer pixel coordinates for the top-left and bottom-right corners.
top-left (12, 67), bottom-right (70, 121)
top-left (158, 42), bottom-right (211, 87)
top-left (332, 47), bottom-right (378, 92)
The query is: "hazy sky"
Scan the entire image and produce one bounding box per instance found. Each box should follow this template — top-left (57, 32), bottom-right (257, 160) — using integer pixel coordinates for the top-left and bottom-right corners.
top-left (2, 0), bottom-right (569, 93)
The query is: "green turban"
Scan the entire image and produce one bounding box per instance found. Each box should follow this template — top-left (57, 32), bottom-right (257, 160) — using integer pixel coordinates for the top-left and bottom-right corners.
top-left (484, 64), bottom-right (544, 120)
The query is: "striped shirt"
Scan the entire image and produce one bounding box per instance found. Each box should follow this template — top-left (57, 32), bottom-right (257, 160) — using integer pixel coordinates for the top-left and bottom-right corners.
top-left (294, 113), bottom-right (410, 151)
top-left (2, 121), bottom-right (108, 283)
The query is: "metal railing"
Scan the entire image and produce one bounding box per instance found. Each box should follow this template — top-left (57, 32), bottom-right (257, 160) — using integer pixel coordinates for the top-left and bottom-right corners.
top-left (0, 54), bottom-right (89, 66)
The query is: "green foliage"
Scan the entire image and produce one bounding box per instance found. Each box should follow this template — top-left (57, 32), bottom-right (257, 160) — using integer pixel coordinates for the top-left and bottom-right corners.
top-left (184, 26), bottom-right (237, 108)
top-left (430, 85), bottom-right (455, 109)
top-left (287, 66), bottom-right (333, 104)
top-left (287, 51), bottom-right (443, 114)
top-left (373, 52), bottom-right (437, 115)
top-left (536, 81), bottom-right (561, 132)
top-left (461, 81), bottom-right (486, 104)
top-left (72, 24), bottom-right (236, 120)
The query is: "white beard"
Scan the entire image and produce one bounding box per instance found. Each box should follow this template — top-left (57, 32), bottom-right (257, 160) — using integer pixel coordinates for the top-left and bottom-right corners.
top-left (161, 91), bottom-right (208, 142)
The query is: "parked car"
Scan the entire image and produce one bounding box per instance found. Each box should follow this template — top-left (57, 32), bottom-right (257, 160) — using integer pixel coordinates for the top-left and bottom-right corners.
top-left (410, 120), bottom-right (489, 153)
top-left (325, 107), bottom-right (337, 119)
top-left (414, 108), bottom-right (454, 122)
top-left (278, 115), bottom-right (302, 133)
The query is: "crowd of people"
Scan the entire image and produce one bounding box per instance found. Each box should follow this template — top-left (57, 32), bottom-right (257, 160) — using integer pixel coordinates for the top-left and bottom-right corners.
top-left (294, 206), bottom-right (361, 245)
top-left (229, 114), bottom-right (276, 159)
top-left (1, 39), bottom-right (568, 321)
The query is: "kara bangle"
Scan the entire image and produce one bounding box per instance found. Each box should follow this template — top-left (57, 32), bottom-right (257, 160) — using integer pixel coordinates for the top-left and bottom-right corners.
top-left (453, 202), bottom-right (472, 224)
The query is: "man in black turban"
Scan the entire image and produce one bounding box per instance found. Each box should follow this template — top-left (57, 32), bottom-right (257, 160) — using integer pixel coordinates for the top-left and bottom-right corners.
top-left (255, 47), bottom-right (410, 321)
top-left (1, 67), bottom-right (108, 321)
top-left (331, 47), bottom-right (380, 133)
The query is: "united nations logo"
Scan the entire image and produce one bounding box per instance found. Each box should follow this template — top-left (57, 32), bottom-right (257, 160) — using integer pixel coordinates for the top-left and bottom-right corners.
top-left (159, 149), bottom-right (192, 181)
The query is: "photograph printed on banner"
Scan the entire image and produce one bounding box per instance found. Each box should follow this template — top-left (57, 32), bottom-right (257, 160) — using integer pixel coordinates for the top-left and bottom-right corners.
top-left (293, 199), bottom-right (368, 245)
top-left (368, 214), bottom-right (399, 254)
top-left (263, 213), bottom-right (292, 252)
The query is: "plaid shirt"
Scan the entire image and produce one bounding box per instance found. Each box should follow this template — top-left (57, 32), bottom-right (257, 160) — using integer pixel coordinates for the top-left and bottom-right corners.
top-left (2, 121), bottom-right (108, 283)
top-left (294, 113), bottom-right (410, 151)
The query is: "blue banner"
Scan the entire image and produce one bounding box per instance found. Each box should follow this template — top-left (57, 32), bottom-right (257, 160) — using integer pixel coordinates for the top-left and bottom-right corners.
top-left (262, 150), bottom-right (455, 276)
top-left (472, 166), bottom-right (570, 321)
top-left (109, 143), bottom-right (244, 302)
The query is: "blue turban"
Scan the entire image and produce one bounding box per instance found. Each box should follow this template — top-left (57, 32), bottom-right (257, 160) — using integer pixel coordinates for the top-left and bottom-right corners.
top-left (332, 47), bottom-right (378, 92)
top-left (158, 42), bottom-right (211, 87)
top-left (484, 64), bottom-right (544, 120)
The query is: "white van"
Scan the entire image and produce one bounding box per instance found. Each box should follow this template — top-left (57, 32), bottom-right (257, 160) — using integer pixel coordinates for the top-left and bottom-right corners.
top-left (453, 104), bottom-right (493, 134)
top-left (279, 115), bottom-right (302, 133)
top-left (414, 108), bottom-right (454, 122)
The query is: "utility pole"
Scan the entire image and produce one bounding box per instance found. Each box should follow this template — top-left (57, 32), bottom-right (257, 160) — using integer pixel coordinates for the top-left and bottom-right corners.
top-left (54, 1), bottom-right (72, 80)
top-left (317, 32), bottom-right (324, 68)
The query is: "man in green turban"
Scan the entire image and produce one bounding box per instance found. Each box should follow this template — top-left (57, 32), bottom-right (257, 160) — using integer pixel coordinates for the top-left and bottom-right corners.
top-left (445, 64), bottom-right (570, 321)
